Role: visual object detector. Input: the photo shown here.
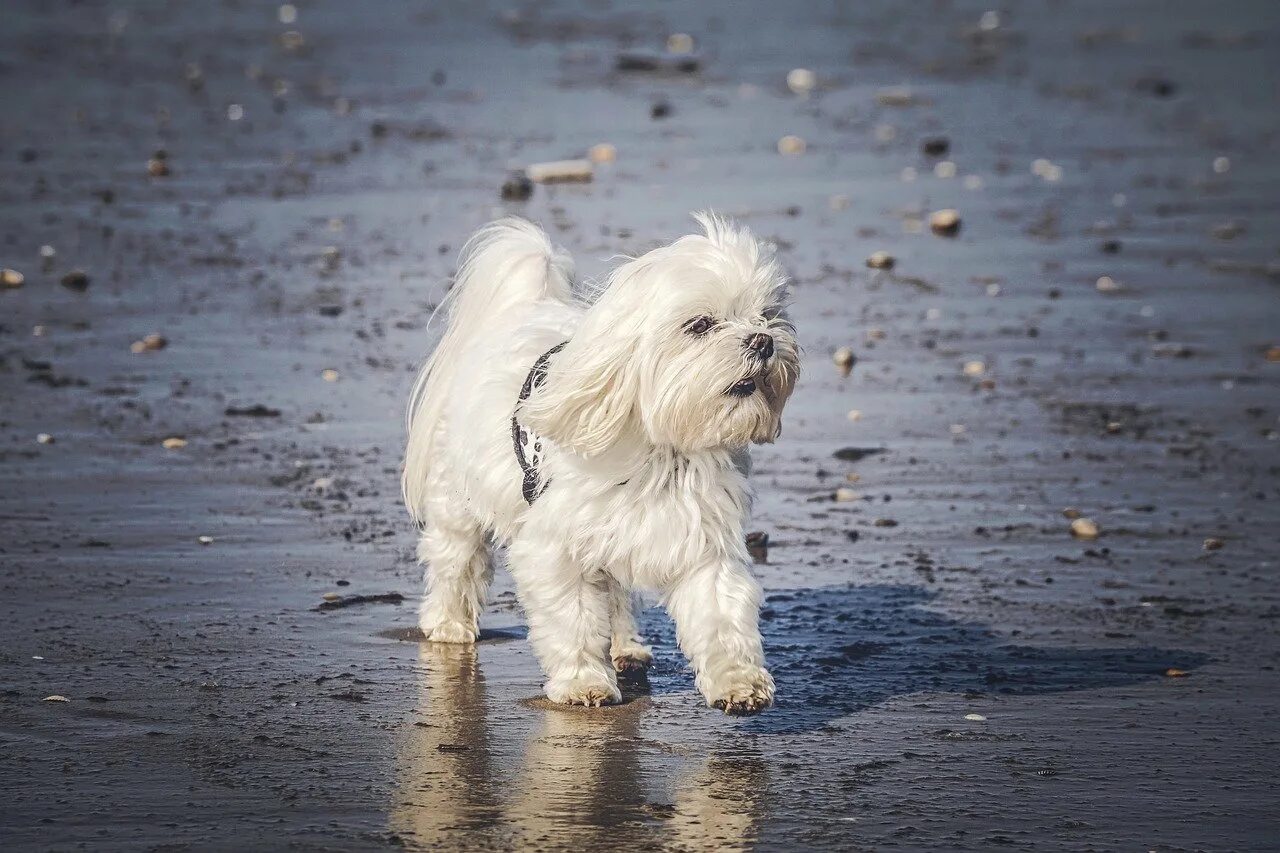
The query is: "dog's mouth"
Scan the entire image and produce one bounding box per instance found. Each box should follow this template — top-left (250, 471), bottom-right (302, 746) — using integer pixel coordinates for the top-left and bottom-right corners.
top-left (726, 377), bottom-right (758, 398)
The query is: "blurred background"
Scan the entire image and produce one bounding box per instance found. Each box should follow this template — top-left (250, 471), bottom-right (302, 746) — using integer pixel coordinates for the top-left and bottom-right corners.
top-left (2, 1), bottom-right (1278, 849)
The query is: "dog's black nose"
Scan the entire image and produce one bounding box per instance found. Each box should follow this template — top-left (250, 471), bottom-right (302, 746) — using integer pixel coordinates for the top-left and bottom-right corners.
top-left (745, 333), bottom-right (774, 359)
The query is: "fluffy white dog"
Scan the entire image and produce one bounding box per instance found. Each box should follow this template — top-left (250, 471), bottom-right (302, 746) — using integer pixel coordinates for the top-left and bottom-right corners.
top-left (402, 213), bottom-right (799, 714)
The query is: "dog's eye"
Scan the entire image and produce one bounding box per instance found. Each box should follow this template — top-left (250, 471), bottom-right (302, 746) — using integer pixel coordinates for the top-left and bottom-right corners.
top-left (684, 316), bottom-right (715, 336)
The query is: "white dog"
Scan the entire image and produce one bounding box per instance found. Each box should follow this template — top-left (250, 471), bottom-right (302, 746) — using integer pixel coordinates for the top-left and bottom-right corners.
top-left (402, 213), bottom-right (799, 714)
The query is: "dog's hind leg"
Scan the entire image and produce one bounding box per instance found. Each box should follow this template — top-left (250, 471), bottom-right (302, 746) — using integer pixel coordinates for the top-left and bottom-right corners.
top-left (606, 577), bottom-right (653, 675)
top-left (416, 492), bottom-right (492, 644)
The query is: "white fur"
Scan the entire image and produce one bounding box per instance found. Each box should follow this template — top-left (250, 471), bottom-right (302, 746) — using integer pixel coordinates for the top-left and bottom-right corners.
top-left (402, 213), bottom-right (799, 714)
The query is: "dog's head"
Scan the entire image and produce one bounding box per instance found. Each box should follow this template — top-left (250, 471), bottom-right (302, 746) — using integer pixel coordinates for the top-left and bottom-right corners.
top-left (523, 213), bottom-right (799, 458)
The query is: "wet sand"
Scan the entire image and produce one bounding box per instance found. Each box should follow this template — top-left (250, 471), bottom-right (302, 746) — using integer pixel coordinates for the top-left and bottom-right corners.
top-left (2, 1), bottom-right (1278, 849)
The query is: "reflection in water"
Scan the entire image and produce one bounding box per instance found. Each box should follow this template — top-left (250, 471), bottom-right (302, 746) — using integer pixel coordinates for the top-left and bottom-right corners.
top-left (391, 644), bottom-right (765, 850)
top-left (391, 645), bottom-right (503, 845)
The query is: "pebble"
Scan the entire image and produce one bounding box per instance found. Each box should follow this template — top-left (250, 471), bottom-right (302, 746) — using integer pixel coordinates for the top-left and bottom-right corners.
top-left (1212, 156), bottom-right (1231, 174)
top-left (650, 101), bottom-right (671, 119)
top-left (876, 86), bottom-right (917, 107)
top-left (60, 270), bottom-right (90, 291)
top-left (666, 33), bottom-right (695, 54)
top-left (1202, 538), bottom-right (1224, 551)
top-left (929, 209), bottom-right (961, 237)
top-left (1070, 518), bottom-right (1100, 540)
top-left (588, 143), bottom-right (617, 164)
top-left (36, 433), bottom-right (55, 445)
top-left (2, 268), bottom-right (25, 288)
top-left (786, 68), bottom-right (816, 95)
top-left (197, 535), bottom-right (214, 545)
top-left (278, 3), bottom-right (298, 24)
top-left (933, 160), bottom-right (957, 179)
top-left (1164, 668), bottom-right (1189, 678)
top-left (147, 156), bottom-right (170, 177)
top-left (322, 592), bottom-right (342, 602)
top-left (131, 333), bottom-right (168, 353)
top-left (865, 251), bottom-right (896, 270)
top-left (833, 346), bottom-right (855, 376)
top-left (777, 135), bottom-right (806, 156)
top-left (1265, 346), bottom-right (1280, 363)
top-left (1095, 275), bottom-right (1121, 293)
top-left (500, 173), bottom-right (533, 201)
top-left (43, 695), bottom-right (70, 703)
top-left (1062, 507), bottom-right (1082, 519)
top-left (834, 487), bottom-right (859, 502)
top-left (321, 368), bottom-right (340, 382)
top-left (847, 409), bottom-right (862, 421)
top-left (964, 713), bottom-right (986, 721)
top-left (161, 437), bottom-right (187, 449)
top-left (921, 136), bottom-right (950, 157)
top-left (526, 159), bottom-right (593, 183)
top-left (962, 360), bottom-right (986, 377)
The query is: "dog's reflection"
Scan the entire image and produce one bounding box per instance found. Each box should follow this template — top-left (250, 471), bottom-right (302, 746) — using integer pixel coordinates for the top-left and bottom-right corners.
top-left (391, 642), bottom-right (766, 850)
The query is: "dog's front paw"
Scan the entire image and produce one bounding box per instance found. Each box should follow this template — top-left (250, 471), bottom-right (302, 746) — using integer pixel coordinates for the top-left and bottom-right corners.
top-left (421, 619), bottom-right (477, 644)
top-left (545, 673), bottom-right (622, 707)
top-left (708, 667), bottom-right (775, 716)
top-left (611, 641), bottom-right (654, 676)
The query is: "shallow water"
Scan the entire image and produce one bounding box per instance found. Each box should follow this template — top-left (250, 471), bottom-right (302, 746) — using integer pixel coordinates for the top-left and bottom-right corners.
top-left (2, 1), bottom-right (1278, 849)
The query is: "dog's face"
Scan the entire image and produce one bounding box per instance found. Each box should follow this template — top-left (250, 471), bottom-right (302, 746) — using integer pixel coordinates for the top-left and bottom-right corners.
top-left (523, 214), bottom-right (799, 457)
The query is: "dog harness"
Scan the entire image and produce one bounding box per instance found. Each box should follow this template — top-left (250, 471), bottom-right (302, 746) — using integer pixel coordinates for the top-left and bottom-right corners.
top-left (512, 342), bottom-right (567, 504)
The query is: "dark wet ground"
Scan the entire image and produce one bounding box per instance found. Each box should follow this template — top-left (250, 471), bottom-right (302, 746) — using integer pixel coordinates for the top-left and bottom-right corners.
top-left (2, 1), bottom-right (1279, 850)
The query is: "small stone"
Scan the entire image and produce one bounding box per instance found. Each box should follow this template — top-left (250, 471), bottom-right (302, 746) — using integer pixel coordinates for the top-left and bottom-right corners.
top-left (321, 368), bottom-right (340, 382)
top-left (1095, 275), bottom-right (1121, 293)
top-left (131, 333), bottom-right (168, 353)
top-left (921, 136), bottom-right (950, 157)
top-left (929, 209), bottom-right (961, 237)
top-left (962, 360), bottom-right (986, 377)
top-left (588, 143), bottom-right (617, 164)
top-left (147, 157), bottom-right (170, 177)
top-left (526, 159), bottom-right (593, 183)
top-left (1164, 668), bottom-right (1189, 678)
top-left (777, 135), bottom-right (806, 156)
top-left (1212, 156), bottom-right (1231, 174)
top-left (650, 101), bottom-right (671, 119)
top-left (1265, 346), bottom-right (1280, 363)
top-left (1, 268), bottom-right (24, 288)
top-left (36, 433), bottom-right (55, 445)
top-left (60, 270), bottom-right (90, 291)
top-left (847, 409), bottom-right (862, 421)
top-left (1100, 239), bottom-right (1122, 254)
top-left (162, 437), bottom-right (187, 449)
top-left (322, 592), bottom-right (342, 602)
top-left (666, 33), bottom-right (695, 54)
top-left (197, 535), bottom-right (214, 545)
top-left (873, 518), bottom-right (898, 527)
top-left (278, 3), bottom-right (298, 24)
top-left (833, 346), bottom-right (855, 376)
top-left (1202, 538), bottom-right (1224, 551)
top-left (1070, 518), bottom-right (1100, 540)
top-left (834, 487), bottom-right (859, 502)
top-left (1062, 507), bottom-right (1082, 520)
top-left (964, 713), bottom-right (986, 721)
top-left (786, 68), bottom-right (816, 95)
top-left (865, 251), bottom-right (895, 270)
top-left (875, 86), bottom-right (917, 107)
top-left (500, 173), bottom-right (533, 201)
top-left (43, 695), bottom-right (70, 702)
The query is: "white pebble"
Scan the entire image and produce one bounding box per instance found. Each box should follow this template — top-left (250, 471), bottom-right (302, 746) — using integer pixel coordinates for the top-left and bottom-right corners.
top-left (964, 712), bottom-right (987, 721)
top-left (227, 104), bottom-right (244, 121)
top-left (786, 68), bottom-right (817, 95)
top-left (1212, 156), bottom-right (1230, 174)
top-left (777, 135), bottom-right (806, 156)
top-left (934, 160), bottom-right (956, 179)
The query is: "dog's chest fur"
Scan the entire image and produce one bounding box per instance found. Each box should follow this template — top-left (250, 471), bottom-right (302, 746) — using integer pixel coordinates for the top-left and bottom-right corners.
top-left (529, 447), bottom-right (752, 588)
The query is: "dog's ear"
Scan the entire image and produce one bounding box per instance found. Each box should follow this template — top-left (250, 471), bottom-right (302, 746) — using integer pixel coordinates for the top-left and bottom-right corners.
top-left (521, 334), bottom-right (639, 458)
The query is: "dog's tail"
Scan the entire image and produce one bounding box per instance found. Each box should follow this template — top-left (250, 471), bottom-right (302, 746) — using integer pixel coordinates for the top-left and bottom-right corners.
top-left (402, 218), bottom-right (574, 523)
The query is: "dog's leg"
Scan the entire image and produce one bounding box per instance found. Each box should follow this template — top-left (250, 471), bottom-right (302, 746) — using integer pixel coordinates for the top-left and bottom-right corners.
top-left (416, 496), bottom-right (492, 644)
top-left (509, 542), bottom-right (620, 706)
top-left (665, 562), bottom-right (773, 715)
top-left (606, 577), bottom-right (653, 675)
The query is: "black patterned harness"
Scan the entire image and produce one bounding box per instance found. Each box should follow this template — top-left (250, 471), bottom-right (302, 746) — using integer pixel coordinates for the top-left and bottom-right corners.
top-left (511, 342), bottom-right (567, 504)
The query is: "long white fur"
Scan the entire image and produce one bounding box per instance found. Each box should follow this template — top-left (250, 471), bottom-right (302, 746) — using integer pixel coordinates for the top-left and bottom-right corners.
top-left (402, 213), bottom-right (799, 713)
